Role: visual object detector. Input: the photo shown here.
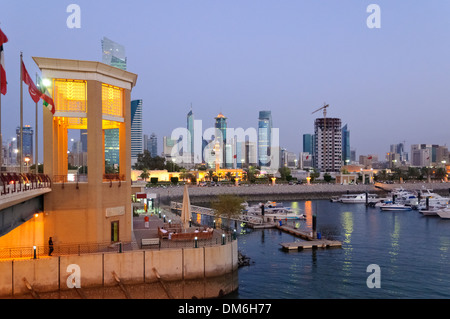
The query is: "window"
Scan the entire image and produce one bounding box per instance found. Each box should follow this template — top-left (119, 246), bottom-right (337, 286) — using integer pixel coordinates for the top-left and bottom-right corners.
top-left (102, 84), bottom-right (123, 118)
top-left (111, 221), bottom-right (119, 242)
top-left (53, 79), bottom-right (87, 113)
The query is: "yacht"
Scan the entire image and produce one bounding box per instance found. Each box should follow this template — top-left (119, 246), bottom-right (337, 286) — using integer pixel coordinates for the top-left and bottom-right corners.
top-left (437, 208), bottom-right (450, 219)
top-left (338, 193), bottom-right (379, 204)
top-left (379, 203), bottom-right (412, 211)
top-left (242, 201), bottom-right (305, 221)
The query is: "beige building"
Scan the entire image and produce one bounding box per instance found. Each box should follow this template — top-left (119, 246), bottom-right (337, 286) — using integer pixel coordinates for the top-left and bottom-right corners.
top-left (34, 57), bottom-right (138, 245)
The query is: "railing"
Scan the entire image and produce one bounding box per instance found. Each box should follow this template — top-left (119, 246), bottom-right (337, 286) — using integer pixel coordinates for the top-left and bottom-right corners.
top-left (0, 173), bottom-right (51, 196)
top-left (0, 234), bottom-right (236, 260)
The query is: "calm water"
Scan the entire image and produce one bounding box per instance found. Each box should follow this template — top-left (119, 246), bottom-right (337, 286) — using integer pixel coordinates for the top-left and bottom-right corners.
top-left (207, 200), bottom-right (450, 299)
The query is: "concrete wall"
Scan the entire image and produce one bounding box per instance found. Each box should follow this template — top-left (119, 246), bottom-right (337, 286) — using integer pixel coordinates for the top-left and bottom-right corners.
top-left (0, 240), bottom-right (238, 298)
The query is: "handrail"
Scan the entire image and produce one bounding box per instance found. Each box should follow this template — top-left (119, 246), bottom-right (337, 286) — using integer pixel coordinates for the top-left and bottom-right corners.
top-left (0, 173), bottom-right (51, 196)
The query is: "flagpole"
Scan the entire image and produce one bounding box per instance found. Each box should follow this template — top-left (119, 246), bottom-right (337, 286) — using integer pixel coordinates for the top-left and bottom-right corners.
top-left (0, 50), bottom-right (2, 172)
top-left (19, 52), bottom-right (23, 174)
top-left (35, 73), bottom-right (38, 175)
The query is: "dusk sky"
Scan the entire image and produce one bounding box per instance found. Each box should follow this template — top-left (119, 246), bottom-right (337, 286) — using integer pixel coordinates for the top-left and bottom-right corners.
top-left (1, 1), bottom-right (449, 161)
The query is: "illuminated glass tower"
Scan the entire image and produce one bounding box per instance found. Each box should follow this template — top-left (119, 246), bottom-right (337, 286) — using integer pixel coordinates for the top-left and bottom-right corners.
top-left (187, 108), bottom-right (194, 161)
top-left (101, 37), bottom-right (127, 71)
top-left (258, 111), bottom-right (272, 167)
top-left (215, 113), bottom-right (227, 168)
top-left (342, 124), bottom-right (350, 164)
top-left (16, 125), bottom-right (33, 163)
top-left (131, 99), bottom-right (143, 165)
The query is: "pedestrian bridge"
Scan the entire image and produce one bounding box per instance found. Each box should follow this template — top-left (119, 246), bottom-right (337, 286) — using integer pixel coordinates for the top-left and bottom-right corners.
top-left (0, 173), bottom-right (52, 237)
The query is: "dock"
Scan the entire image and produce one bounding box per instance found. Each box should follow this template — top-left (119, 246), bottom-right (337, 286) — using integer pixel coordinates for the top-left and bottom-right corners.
top-left (280, 240), bottom-right (342, 251)
top-left (276, 224), bottom-right (342, 251)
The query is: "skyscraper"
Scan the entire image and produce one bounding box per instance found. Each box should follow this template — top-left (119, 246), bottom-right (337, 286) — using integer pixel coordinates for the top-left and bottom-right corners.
top-left (149, 132), bottom-right (158, 158)
top-left (131, 99), bottom-right (143, 165)
top-left (101, 37), bottom-right (130, 168)
top-left (215, 113), bottom-right (227, 168)
top-left (16, 125), bottom-right (33, 164)
top-left (314, 117), bottom-right (342, 172)
top-left (342, 124), bottom-right (350, 164)
top-left (258, 111), bottom-right (272, 167)
top-left (187, 108), bottom-right (194, 161)
top-left (101, 37), bottom-right (127, 71)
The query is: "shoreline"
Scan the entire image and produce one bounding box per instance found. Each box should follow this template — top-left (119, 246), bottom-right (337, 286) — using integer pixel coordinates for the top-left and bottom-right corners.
top-left (137, 182), bottom-right (450, 204)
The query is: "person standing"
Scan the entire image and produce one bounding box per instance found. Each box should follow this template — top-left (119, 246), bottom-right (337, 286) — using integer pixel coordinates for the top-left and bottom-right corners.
top-left (48, 237), bottom-right (54, 256)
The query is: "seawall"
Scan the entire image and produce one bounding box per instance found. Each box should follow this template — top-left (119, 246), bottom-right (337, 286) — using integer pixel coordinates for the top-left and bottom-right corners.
top-left (0, 240), bottom-right (238, 299)
top-left (138, 182), bottom-right (450, 205)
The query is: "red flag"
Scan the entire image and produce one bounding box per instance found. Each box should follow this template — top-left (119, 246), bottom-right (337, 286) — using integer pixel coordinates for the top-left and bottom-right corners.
top-left (21, 61), bottom-right (42, 103)
top-left (0, 28), bottom-right (7, 47)
top-left (0, 28), bottom-right (7, 95)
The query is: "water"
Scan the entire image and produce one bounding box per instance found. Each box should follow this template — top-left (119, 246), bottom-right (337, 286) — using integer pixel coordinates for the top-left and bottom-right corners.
top-left (204, 200), bottom-right (450, 299)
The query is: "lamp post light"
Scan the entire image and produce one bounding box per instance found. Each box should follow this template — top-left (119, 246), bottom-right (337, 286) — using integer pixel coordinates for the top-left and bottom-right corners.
top-left (163, 215), bottom-right (166, 223)
top-left (213, 219), bottom-right (216, 229)
top-left (233, 229), bottom-right (237, 240)
top-left (222, 233), bottom-right (226, 245)
top-left (194, 236), bottom-right (198, 248)
top-left (33, 246), bottom-right (37, 259)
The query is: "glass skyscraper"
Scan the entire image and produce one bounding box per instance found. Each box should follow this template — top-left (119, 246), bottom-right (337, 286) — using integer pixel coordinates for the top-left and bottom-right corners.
top-left (16, 125), bottom-right (33, 162)
top-left (258, 111), bottom-right (272, 167)
top-left (187, 109), bottom-right (194, 161)
top-left (101, 37), bottom-right (127, 71)
top-left (149, 133), bottom-right (158, 158)
top-left (131, 99), bottom-right (143, 165)
top-left (215, 113), bottom-right (227, 168)
top-left (104, 129), bottom-right (120, 171)
top-left (342, 124), bottom-right (350, 164)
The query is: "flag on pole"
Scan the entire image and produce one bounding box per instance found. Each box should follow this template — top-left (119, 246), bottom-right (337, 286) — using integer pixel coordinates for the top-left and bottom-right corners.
top-left (0, 28), bottom-right (8, 95)
top-left (21, 61), bottom-right (42, 103)
top-left (37, 76), bottom-right (55, 114)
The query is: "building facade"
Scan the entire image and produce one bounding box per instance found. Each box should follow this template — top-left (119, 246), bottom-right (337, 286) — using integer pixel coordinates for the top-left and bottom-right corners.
top-left (342, 124), bottom-right (350, 165)
top-left (131, 99), bottom-right (143, 165)
top-left (214, 113), bottom-right (227, 168)
top-left (314, 117), bottom-right (342, 172)
top-left (258, 111), bottom-right (272, 168)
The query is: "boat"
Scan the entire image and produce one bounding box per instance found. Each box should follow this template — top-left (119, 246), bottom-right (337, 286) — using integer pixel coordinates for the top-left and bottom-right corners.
top-left (330, 196), bottom-right (340, 203)
top-left (379, 203), bottom-right (412, 211)
top-left (242, 201), bottom-right (306, 221)
top-left (437, 208), bottom-right (450, 219)
top-left (338, 193), bottom-right (379, 204)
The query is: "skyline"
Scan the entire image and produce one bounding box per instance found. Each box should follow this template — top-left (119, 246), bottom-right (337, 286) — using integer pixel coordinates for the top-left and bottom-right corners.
top-left (1, 1), bottom-right (449, 161)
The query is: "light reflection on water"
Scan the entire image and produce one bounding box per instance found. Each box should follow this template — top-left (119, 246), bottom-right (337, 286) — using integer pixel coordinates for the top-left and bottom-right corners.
top-left (228, 200), bottom-right (450, 299)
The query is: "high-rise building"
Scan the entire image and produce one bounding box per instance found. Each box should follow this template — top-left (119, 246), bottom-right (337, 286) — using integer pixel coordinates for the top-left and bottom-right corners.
top-left (16, 125), bottom-right (33, 164)
top-left (258, 111), bottom-right (272, 167)
top-left (342, 124), bottom-right (350, 165)
top-left (80, 129), bottom-right (87, 152)
top-left (101, 37), bottom-right (127, 71)
top-left (187, 109), bottom-right (194, 161)
top-left (314, 117), bottom-right (342, 172)
top-left (215, 113), bottom-right (227, 168)
top-left (302, 134), bottom-right (314, 154)
top-left (104, 129), bottom-right (120, 171)
top-left (131, 99), bottom-right (143, 165)
top-left (149, 133), bottom-right (158, 157)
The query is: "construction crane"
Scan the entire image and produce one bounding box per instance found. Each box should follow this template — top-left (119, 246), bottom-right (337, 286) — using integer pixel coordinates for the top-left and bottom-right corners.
top-left (312, 103), bottom-right (330, 172)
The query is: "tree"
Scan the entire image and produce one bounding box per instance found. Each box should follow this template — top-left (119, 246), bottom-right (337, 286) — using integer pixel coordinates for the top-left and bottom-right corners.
top-left (278, 167), bottom-right (291, 181)
top-left (139, 168), bottom-right (150, 181)
top-left (211, 194), bottom-right (244, 228)
top-left (134, 150), bottom-right (166, 170)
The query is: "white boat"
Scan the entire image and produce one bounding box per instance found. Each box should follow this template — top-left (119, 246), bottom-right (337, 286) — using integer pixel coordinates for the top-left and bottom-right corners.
top-left (242, 201), bottom-right (305, 221)
top-left (437, 208), bottom-right (450, 219)
top-left (380, 203), bottom-right (412, 211)
top-left (338, 193), bottom-right (379, 204)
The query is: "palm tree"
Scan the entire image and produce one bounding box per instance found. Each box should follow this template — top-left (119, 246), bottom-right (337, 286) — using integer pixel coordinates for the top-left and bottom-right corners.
top-left (139, 168), bottom-right (150, 182)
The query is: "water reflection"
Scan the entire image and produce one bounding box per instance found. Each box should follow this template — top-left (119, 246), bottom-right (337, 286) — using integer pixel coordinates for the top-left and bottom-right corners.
top-left (341, 211), bottom-right (354, 280)
top-left (304, 201), bottom-right (313, 229)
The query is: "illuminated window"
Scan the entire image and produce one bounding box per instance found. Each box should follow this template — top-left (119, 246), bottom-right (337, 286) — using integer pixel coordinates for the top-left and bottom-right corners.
top-left (102, 84), bottom-right (123, 118)
top-left (53, 79), bottom-right (87, 113)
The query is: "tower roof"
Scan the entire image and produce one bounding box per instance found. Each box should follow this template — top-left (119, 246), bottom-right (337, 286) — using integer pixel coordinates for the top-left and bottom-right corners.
top-left (215, 112), bottom-right (226, 119)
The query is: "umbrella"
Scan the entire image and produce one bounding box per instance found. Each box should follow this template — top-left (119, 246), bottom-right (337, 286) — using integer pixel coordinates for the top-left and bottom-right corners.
top-left (181, 184), bottom-right (191, 230)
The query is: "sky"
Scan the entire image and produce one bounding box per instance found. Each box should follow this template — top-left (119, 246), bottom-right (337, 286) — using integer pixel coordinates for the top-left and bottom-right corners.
top-left (1, 0), bottom-right (450, 161)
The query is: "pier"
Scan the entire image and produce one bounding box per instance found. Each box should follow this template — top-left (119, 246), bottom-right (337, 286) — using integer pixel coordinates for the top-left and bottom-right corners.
top-left (276, 224), bottom-right (342, 251)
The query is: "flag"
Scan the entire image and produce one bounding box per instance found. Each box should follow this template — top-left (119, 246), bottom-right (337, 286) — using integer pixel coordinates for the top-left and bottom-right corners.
top-left (21, 61), bottom-right (42, 103)
top-left (0, 28), bottom-right (7, 95)
top-left (37, 76), bottom-right (55, 114)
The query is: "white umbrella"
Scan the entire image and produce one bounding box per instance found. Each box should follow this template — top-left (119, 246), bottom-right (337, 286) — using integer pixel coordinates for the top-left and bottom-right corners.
top-left (181, 184), bottom-right (191, 230)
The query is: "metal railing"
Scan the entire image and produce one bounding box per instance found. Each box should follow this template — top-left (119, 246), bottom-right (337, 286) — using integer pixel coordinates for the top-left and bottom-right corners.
top-left (0, 173), bottom-right (51, 196)
top-left (0, 234), bottom-right (237, 260)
